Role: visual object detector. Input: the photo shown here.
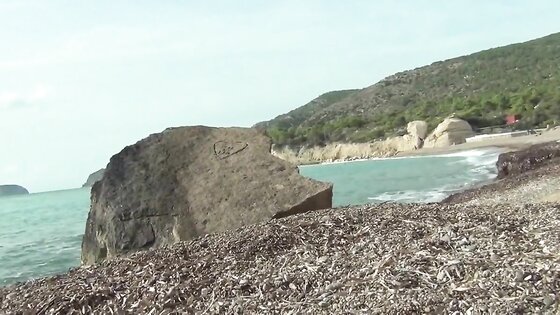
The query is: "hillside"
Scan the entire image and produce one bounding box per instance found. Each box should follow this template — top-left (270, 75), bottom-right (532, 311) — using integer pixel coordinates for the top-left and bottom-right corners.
top-left (257, 32), bottom-right (560, 146)
top-left (254, 89), bottom-right (359, 131)
top-left (0, 185), bottom-right (29, 197)
top-left (82, 168), bottom-right (105, 188)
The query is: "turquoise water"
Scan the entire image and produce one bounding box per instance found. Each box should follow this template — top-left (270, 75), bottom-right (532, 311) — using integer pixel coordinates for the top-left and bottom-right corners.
top-left (0, 188), bottom-right (90, 286)
top-left (299, 149), bottom-right (501, 206)
top-left (0, 149), bottom-right (500, 286)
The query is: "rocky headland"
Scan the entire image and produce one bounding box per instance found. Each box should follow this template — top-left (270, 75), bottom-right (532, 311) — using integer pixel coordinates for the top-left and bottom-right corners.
top-left (82, 169), bottom-right (105, 188)
top-left (0, 185), bottom-right (29, 197)
top-left (271, 118), bottom-right (474, 164)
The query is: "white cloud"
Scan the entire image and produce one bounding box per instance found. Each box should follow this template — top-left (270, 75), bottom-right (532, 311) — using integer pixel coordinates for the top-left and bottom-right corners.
top-left (0, 84), bottom-right (52, 109)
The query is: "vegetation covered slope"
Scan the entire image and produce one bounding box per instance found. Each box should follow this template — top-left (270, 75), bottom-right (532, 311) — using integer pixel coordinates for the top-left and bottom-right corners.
top-left (256, 32), bottom-right (560, 146)
top-left (254, 89), bottom-right (358, 131)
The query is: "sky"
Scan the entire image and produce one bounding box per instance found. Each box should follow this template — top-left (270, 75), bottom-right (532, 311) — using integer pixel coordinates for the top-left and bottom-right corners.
top-left (1, 1), bottom-right (559, 192)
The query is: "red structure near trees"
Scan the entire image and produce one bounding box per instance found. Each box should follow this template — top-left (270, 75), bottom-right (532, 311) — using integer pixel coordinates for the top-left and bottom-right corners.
top-left (506, 114), bottom-right (520, 125)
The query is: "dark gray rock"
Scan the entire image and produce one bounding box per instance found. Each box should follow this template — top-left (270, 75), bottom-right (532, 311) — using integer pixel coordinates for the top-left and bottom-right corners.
top-left (0, 185), bottom-right (29, 197)
top-left (81, 126), bottom-right (333, 264)
top-left (497, 141), bottom-right (560, 178)
top-left (82, 169), bottom-right (105, 187)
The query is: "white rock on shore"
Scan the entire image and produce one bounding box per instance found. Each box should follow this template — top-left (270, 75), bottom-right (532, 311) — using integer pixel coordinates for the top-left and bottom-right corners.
top-left (424, 118), bottom-right (474, 148)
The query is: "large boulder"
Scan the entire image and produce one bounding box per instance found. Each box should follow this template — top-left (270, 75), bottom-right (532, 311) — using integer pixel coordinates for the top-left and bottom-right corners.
top-left (383, 134), bottom-right (422, 152)
top-left (81, 126), bottom-right (333, 264)
top-left (497, 141), bottom-right (560, 179)
top-left (82, 169), bottom-right (105, 187)
top-left (406, 120), bottom-right (428, 139)
top-left (0, 185), bottom-right (29, 197)
top-left (424, 118), bottom-right (474, 148)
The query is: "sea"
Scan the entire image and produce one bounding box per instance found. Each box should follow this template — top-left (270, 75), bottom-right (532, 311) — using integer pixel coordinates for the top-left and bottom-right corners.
top-left (0, 148), bottom-right (501, 287)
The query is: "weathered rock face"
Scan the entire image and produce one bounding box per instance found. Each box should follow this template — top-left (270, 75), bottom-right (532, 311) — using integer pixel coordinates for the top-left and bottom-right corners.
top-left (406, 120), bottom-right (428, 139)
top-left (424, 118), bottom-right (474, 148)
top-left (0, 185), bottom-right (29, 197)
top-left (81, 126), bottom-right (333, 264)
top-left (497, 141), bottom-right (560, 179)
top-left (271, 121), bottom-right (430, 164)
top-left (82, 169), bottom-right (105, 187)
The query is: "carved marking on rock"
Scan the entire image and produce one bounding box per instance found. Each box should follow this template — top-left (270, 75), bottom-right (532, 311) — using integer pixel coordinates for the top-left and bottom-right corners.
top-left (214, 141), bottom-right (248, 159)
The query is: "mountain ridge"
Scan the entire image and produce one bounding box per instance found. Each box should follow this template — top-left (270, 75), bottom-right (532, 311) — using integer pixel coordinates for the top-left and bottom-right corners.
top-left (257, 32), bottom-right (560, 146)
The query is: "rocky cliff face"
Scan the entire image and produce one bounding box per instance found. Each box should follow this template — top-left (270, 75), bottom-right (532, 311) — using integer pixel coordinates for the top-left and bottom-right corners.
top-left (272, 140), bottom-right (409, 165)
top-left (82, 169), bottom-right (105, 187)
top-left (81, 126), bottom-right (333, 264)
top-left (497, 141), bottom-right (560, 179)
top-left (271, 120), bottom-right (429, 164)
top-left (0, 185), bottom-right (29, 197)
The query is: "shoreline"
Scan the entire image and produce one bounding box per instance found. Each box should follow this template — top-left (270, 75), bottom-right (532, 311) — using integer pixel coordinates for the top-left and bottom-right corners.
top-left (294, 128), bottom-right (560, 166)
top-left (298, 146), bottom-right (505, 168)
top-left (442, 141), bottom-right (560, 205)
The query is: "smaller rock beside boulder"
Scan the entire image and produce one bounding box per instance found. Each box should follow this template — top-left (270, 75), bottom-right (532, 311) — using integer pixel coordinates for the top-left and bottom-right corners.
top-left (82, 169), bottom-right (105, 187)
top-left (497, 141), bottom-right (560, 179)
top-left (0, 185), bottom-right (29, 197)
top-left (424, 118), bottom-right (474, 148)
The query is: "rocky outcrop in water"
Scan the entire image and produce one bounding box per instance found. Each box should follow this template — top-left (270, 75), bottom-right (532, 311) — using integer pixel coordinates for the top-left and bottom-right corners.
top-left (81, 126), bottom-right (333, 265)
top-left (497, 141), bottom-right (560, 178)
top-left (424, 118), bottom-right (474, 148)
top-left (0, 185), bottom-right (29, 197)
top-left (82, 169), bottom-right (105, 187)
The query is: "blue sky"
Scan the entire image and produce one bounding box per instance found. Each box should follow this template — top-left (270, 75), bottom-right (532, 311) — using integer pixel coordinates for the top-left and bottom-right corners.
top-left (1, 1), bottom-right (559, 192)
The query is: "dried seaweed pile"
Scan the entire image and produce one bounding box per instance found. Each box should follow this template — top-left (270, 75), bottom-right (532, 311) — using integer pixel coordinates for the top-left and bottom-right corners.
top-left (2, 203), bottom-right (560, 314)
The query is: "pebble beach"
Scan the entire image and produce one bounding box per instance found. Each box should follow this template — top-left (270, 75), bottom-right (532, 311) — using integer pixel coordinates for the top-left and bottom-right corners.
top-left (1, 202), bottom-right (560, 313)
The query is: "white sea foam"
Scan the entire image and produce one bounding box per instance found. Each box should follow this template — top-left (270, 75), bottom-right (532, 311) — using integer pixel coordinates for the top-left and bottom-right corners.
top-left (368, 189), bottom-right (451, 203)
top-left (366, 148), bottom-right (501, 203)
top-left (301, 147), bottom-right (505, 168)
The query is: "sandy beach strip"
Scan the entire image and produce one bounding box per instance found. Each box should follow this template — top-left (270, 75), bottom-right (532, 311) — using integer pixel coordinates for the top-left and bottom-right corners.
top-left (397, 128), bottom-right (560, 158)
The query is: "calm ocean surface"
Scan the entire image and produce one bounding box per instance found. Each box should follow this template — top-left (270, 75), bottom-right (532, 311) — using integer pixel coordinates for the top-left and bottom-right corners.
top-left (0, 149), bottom-right (500, 286)
top-left (299, 148), bottom-right (501, 206)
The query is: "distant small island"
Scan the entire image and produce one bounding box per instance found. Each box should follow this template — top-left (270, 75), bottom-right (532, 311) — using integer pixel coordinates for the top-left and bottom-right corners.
top-left (82, 169), bottom-right (105, 187)
top-left (0, 185), bottom-right (29, 197)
